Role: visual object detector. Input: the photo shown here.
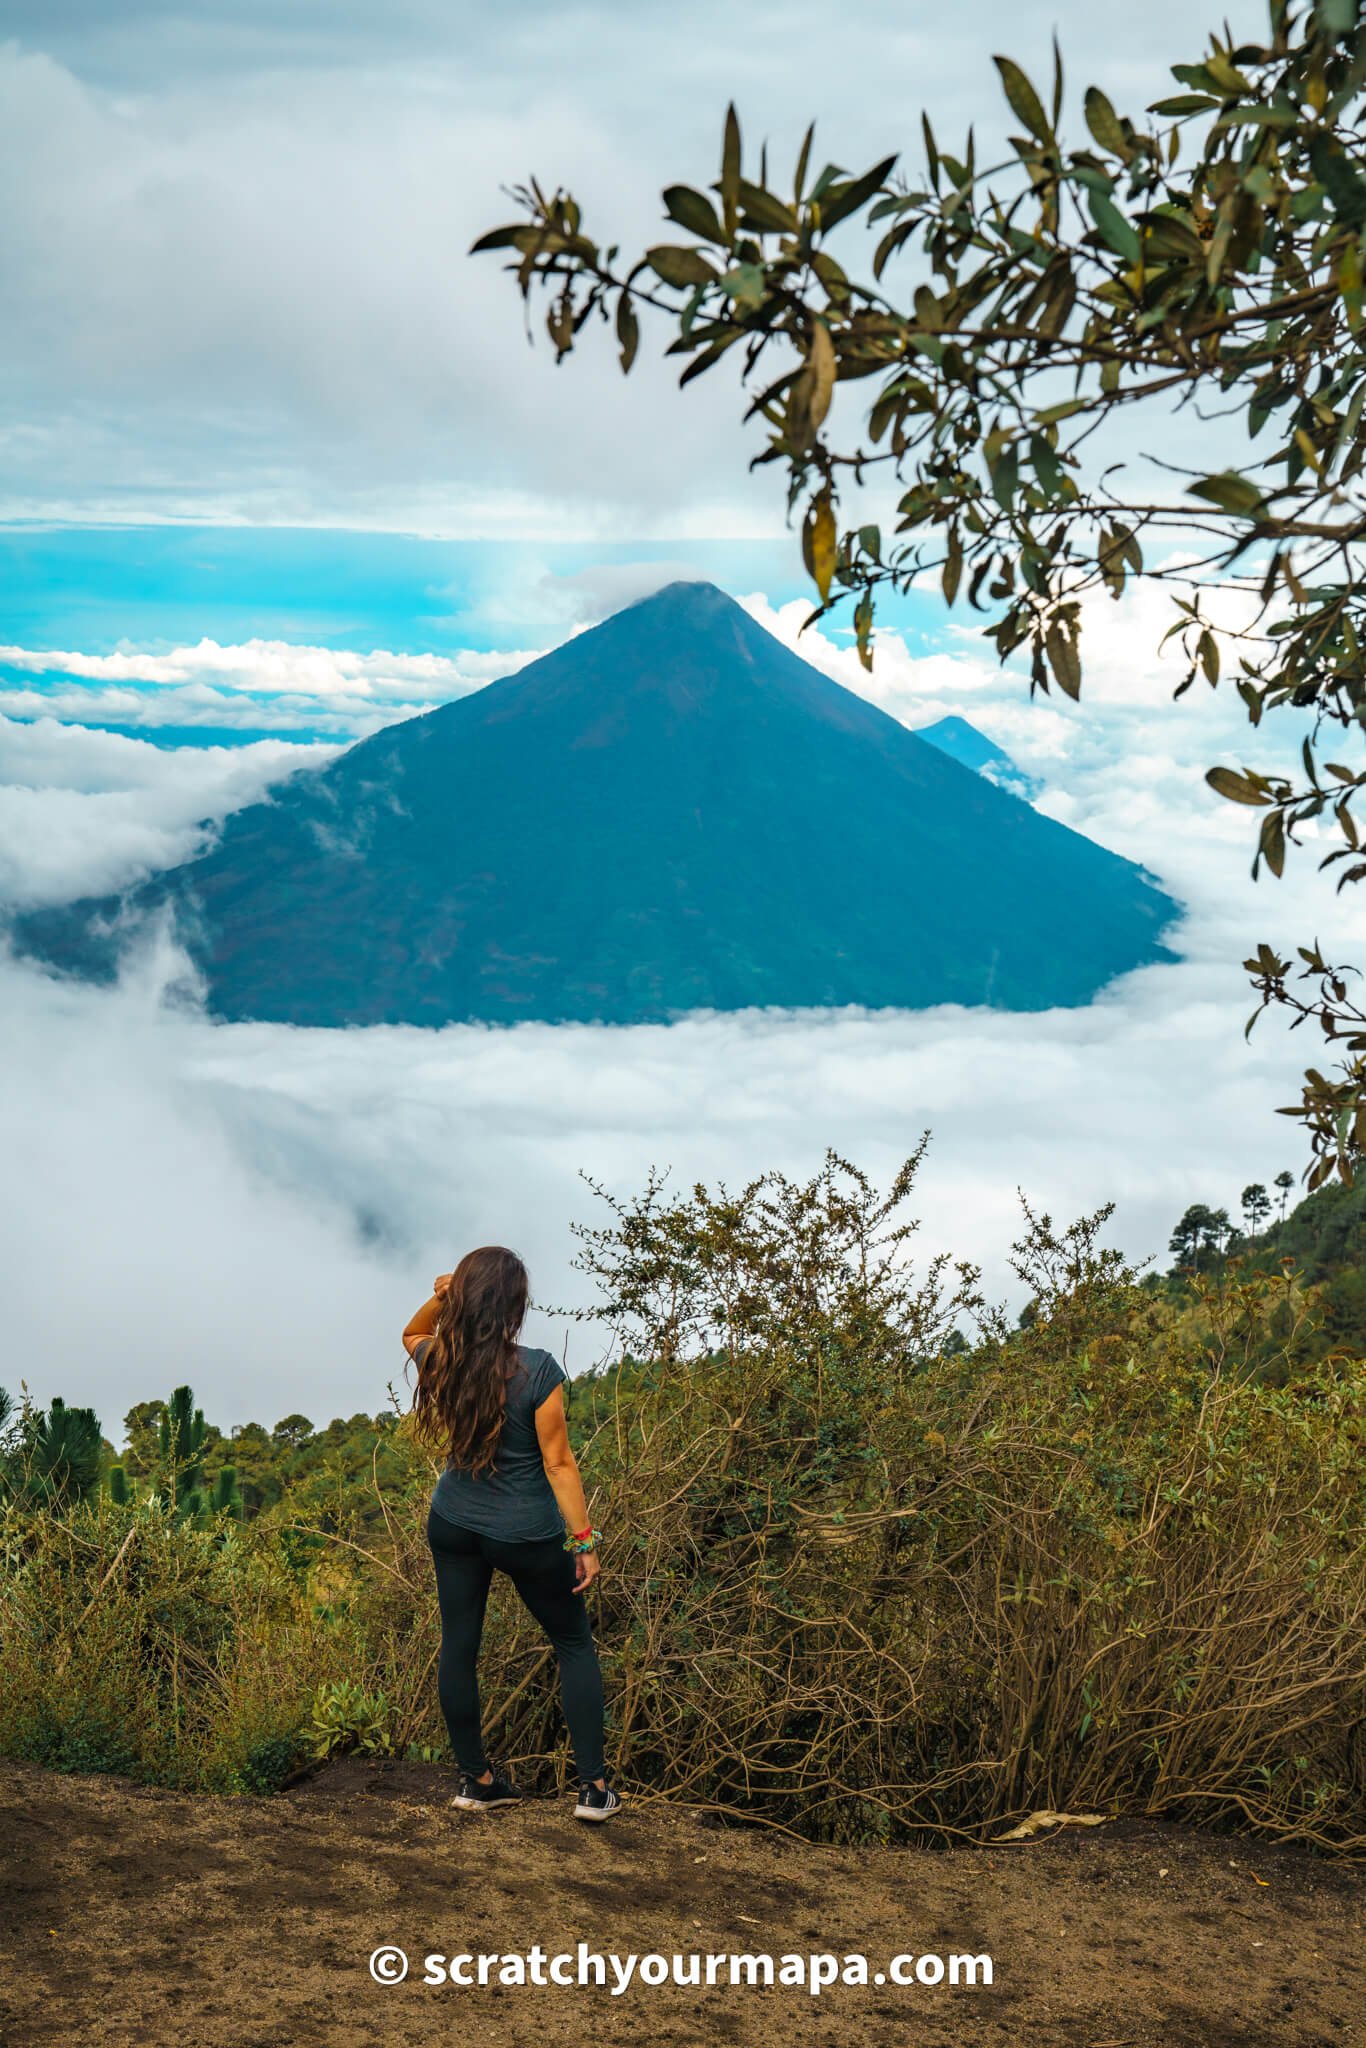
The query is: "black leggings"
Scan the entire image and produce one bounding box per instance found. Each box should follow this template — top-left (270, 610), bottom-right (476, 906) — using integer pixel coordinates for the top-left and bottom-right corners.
top-left (426, 1507), bottom-right (606, 1783)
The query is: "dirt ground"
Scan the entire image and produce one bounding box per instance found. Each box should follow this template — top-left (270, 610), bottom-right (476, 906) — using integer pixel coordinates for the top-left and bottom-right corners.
top-left (0, 1757), bottom-right (1361, 2048)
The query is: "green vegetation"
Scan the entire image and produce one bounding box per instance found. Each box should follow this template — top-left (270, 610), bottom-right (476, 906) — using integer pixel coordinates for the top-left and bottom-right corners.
top-left (1155, 1164), bottom-right (1366, 1365)
top-left (2, 1154), bottom-right (1363, 1850)
top-left (475, 0), bottom-right (1366, 1179)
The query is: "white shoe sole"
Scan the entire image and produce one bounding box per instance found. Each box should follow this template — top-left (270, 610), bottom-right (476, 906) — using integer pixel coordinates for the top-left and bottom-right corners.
top-left (574, 1798), bottom-right (620, 1822)
top-left (451, 1794), bottom-right (521, 1810)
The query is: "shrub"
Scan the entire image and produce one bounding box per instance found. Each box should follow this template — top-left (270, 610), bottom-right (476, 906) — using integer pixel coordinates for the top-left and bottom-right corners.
top-left (0, 1497), bottom-right (342, 1789)
top-left (307, 1680), bottom-right (396, 1761)
top-left (2, 1155), bottom-right (1362, 1852)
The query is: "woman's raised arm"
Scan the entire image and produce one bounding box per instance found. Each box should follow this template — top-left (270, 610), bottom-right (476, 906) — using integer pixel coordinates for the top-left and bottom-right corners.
top-left (402, 1273), bottom-right (451, 1360)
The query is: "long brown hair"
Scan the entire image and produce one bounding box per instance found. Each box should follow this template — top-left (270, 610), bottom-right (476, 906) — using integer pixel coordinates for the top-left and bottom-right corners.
top-left (412, 1246), bottom-right (529, 1474)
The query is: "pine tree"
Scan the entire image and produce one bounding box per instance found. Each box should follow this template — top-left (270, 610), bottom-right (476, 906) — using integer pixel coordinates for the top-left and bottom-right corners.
top-left (157, 1385), bottom-right (207, 1515)
top-left (1169, 1204), bottom-right (1220, 1274)
top-left (23, 1397), bottom-right (105, 1507)
top-left (209, 1464), bottom-right (244, 1522)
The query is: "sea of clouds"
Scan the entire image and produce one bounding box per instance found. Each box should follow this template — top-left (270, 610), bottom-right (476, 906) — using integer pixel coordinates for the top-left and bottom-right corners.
top-left (2, 0), bottom-right (1350, 1446)
top-left (4, 579), bottom-right (1364, 1436)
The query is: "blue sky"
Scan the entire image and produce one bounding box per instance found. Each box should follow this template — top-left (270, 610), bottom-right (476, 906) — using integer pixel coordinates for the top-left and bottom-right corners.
top-left (0, 528), bottom-right (809, 657)
top-left (0, 525), bottom-right (954, 743)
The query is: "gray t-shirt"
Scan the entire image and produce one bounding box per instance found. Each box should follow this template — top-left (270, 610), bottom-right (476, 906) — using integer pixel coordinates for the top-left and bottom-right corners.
top-left (422, 1340), bottom-right (568, 1543)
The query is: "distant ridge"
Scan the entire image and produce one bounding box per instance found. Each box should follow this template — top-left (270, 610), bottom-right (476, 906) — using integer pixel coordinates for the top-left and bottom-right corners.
top-left (916, 715), bottom-right (1042, 802)
top-left (13, 581), bottom-right (1179, 1026)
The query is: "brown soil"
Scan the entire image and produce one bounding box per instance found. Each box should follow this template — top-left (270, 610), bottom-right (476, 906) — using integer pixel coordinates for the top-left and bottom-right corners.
top-left (0, 1757), bottom-right (1361, 2048)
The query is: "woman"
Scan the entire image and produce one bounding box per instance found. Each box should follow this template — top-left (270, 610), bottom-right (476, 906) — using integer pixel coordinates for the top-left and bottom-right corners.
top-left (403, 1244), bottom-right (619, 1823)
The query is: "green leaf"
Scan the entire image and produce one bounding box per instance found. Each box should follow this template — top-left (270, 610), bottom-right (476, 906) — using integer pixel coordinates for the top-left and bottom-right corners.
top-left (662, 185), bottom-right (728, 245)
top-left (1308, 135), bottom-right (1366, 227)
top-left (1036, 263), bottom-right (1077, 340)
top-left (787, 320), bottom-right (837, 448)
top-left (1169, 62), bottom-right (1224, 92)
top-left (616, 292), bottom-right (639, 374)
top-left (988, 440), bottom-right (1020, 510)
top-left (921, 112), bottom-right (940, 191)
top-left (1258, 808), bottom-right (1287, 878)
top-left (807, 161), bottom-right (849, 205)
top-left (468, 224), bottom-right (524, 255)
top-left (993, 56), bottom-right (1052, 142)
top-left (1083, 87), bottom-right (1130, 159)
top-left (737, 179), bottom-right (799, 235)
top-left (853, 590), bottom-right (875, 672)
top-left (1189, 472), bottom-right (1267, 516)
top-left (1202, 52), bottom-right (1255, 94)
top-left (722, 104), bottom-right (742, 233)
top-left (1035, 397), bottom-right (1088, 425)
top-left (677, 332), bottom-right (739, 388)
top-left (942, 527), bottom-right (963, 605)
top-left (794, 121), bottom-right (816, 204)
top-left (1044, 619), bottom-right (1082, 698)
top-left (646, 245), bottom-right (721, 289)
top-left (1206, 766), bottom-right (1272, 805)
top-left (817, 155), bottom-right (899, 232)
top-left (1087, 187), bottom-right (1141, 263)
top-left (1140, 212), bottom-right (1206, 263)
top-left (1147, 93), bottom-right (1220, 115)
top-left (720, 262), bottom-right (766, 309)
top-left (1030, 433), bottom-right (1063, 498)
top-left (1214, 103), bottom-right (1298, 128)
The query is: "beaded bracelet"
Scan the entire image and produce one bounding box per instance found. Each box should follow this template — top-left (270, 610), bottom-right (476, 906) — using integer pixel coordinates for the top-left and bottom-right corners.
top-left (563, 1526), bottom-right (601, 1554)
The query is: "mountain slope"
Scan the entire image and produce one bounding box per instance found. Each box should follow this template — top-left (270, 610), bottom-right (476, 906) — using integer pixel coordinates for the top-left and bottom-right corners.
top-left (13, 581), bottom-right (1179, 1026)
top-left (916, 715), bottom-right (1042, 802)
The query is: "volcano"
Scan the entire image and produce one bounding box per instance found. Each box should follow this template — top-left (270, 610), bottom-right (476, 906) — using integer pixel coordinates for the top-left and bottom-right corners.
top-left (14, 580), bottom-right (1178, 1025)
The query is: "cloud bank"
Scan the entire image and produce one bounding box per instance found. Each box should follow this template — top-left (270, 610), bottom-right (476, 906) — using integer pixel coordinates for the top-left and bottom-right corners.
top-left (0, 1), bottom-right (1265, 533)
top-left (0, 912), bottom-right (1342, 1438)
top-left (0, 716), bottom-right (337, 907)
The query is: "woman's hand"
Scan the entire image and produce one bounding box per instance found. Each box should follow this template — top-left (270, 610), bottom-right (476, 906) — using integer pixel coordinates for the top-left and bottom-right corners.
top-left (573, 1549), bottom-right (600, 1593)
top-left (433, 1272), bottom-right (452, 1297)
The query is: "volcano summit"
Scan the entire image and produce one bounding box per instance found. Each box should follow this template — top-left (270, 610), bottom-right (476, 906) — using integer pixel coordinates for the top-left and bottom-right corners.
top-left (15, 581), bottom-right (1178, 1025)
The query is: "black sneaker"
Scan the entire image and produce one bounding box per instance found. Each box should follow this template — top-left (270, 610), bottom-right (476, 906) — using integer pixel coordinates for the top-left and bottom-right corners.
top-left (452, 1768), bottom-right (522, 1812)
top-left (574, 1780), bottom-right (622, 1823)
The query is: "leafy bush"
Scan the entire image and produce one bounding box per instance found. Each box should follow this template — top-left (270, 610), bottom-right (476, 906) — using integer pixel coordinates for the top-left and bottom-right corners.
top-left (2, 1154), bottom-right (1362, 1852)
top-left (307, 1680), bottom-right (395, 1761)
top-left (228, 1733), bottom-right (307, 1797)
top-left (0, 1497), bottom-right (342, 1789)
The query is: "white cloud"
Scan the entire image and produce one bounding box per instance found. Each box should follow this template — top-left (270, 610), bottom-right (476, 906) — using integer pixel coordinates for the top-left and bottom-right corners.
top-left (0, 898), bottom-right (1349, 1436)
top-left (0, 2), bottom-right (1267, 531)
top-left (0, 681), bottom-right (419, 736)
top-left (0, 636), bottom-right (539, 699)
top-left (0, 634), bottom-right (560, 735)
top-left (533, 561), bottom-right (709, 623)
top-left (0, 715), bottom-right (333, 906)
